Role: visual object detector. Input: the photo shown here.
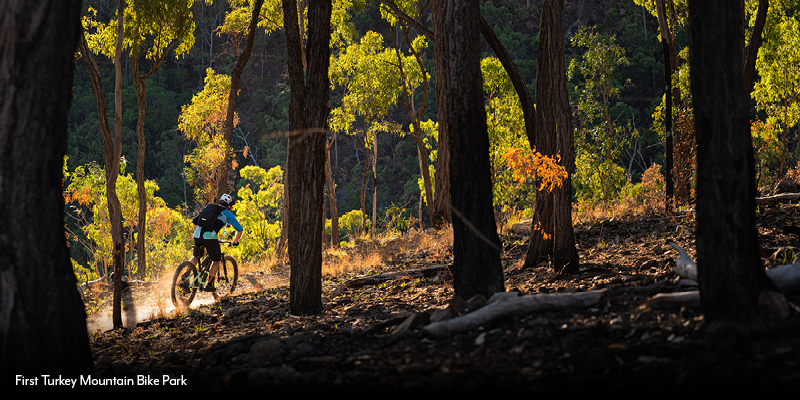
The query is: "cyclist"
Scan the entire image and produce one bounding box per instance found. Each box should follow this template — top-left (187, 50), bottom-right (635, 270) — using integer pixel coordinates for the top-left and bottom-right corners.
top-left (190, 193), bottom-right (244, 292)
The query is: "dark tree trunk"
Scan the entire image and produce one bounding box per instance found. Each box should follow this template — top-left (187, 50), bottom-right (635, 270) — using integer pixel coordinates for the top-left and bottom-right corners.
top-left (688, 0), bottom-right (786, 324)
top-left (432, 0), bottom-right (504, 299)
top-left (0, 0), bottom-right (93, 376)
top-left (216, 0), bottom-right (265, 200)
top-left (743, 0), bottom-right (768, 94)
top-left (524, 0), bottom-right (578, 273)
top-left (656, 0), bottom-right (678, 211)
top-left (283, 0), bottom-right (331, 316)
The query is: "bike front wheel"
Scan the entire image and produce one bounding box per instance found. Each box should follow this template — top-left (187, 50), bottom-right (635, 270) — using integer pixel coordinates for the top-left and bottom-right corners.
top-left (215, 255), bottom-right (238, 297)
top-left (171, 261), bottom-right (197, 309)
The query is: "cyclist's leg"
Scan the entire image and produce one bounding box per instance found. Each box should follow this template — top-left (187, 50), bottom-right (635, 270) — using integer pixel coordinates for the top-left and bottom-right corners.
top-left (203, 239), bottom-right (222, 291)
top-left (190, 239), bottom-right (205, 265)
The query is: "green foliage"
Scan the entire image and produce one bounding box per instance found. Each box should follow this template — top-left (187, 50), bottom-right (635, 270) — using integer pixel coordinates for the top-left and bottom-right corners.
top-left (574, 152), bottom-right (628, 205)
top-left (64, 160), bottom-right (187, 279)
top-left (178, 68), bottom-right (239, 205)
top-left (233, 165), bottom-right (284, 261)
top-left (752, 2), bottom-right (800, 176)
top-left (569, 26), bottom-right (638, 204)
top-left (335, 209), bottom-right (371, 241)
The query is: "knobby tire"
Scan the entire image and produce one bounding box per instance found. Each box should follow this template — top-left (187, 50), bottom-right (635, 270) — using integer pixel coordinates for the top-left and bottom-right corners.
top-left (171, 261), bottom-right (197, 309)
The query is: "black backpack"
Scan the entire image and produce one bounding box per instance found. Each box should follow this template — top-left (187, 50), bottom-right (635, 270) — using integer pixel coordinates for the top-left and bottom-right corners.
top-left (193, 204), bottom-right (225, 232)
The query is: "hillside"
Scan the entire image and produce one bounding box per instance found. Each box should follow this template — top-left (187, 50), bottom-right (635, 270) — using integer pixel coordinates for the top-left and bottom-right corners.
top-left (67, 0), bottom-right (665, 215)
top-left (84, 206), bottom-right (800, 393)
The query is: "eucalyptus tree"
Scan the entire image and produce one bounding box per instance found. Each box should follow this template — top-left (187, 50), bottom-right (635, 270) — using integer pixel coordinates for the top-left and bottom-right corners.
top-left (432, 0), bottom-right (504, 299)
top-left (568, 26), bottom-right (635, 206)
top-left (329, 31), bottom-right (402, 238)
top-left (524, 0), bottom-right (578, 273)
top-left (379, 1), bottom-right (436, 229)
top-left (0, 0), bottom-right (93, 375)
top-left (689, 0), bottom-right (788, 327)
top-left (81, 0), bottom-right (199, 300)
top-left (282, 0), bottom-right (332, 316)
top-left (79, 0), bottom-right (128, 328)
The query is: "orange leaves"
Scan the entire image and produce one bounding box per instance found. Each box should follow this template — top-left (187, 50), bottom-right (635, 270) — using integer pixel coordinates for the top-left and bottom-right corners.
top-left (502, 146), bottom-right (568, 192)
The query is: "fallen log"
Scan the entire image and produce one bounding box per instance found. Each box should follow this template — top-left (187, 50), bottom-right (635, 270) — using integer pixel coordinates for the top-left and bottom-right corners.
top-left (422, 289), bottom-right (608, 337)
top-left (344, 265), bottom-right (450, 288)
top-left (755, 192), bottom-right (800, 206)
top-left (645, 291), bottom-right (700, 308)
top-left (669, 242), bottom-right (800, 293)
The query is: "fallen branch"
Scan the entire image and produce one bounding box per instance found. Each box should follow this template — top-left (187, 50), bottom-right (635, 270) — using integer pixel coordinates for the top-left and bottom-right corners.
top-left (645, 291), bottom-right (700, 308)
top-left (422, 289), bottom-right (608, 337)
top-left (670, 243), bottom-right (800, 293)
top-left (344, 265), bottom-right (450, 288)
top-left (755, 192), bottom-right (800, 206)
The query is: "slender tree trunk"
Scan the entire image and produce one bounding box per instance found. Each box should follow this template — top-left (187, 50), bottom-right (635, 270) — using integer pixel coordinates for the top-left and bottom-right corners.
top-left (111, 0), bottom-right (126, 330)
top-left (325, 133), bottom-right (339, 247)
top-left (743, 0), bottom-right (768, 94)
top-left (0, 0), bottom-right (93, 376)
top-left (283, 0), bottom-right (331, 316)
top-left (372, 132), bottom-right (378, 238)
top-left (132, 56), bottom-right (148, 279)
top-left (433, 0), bottom-right (504, 299)
top-left (688, 0), bottom-right (787, 325)
top-left (216, 0), bottom-right (265, 200)
top-left (656, 0), bottom-right (681, 210)
top-left (524, 0), bottom-right (578, 273)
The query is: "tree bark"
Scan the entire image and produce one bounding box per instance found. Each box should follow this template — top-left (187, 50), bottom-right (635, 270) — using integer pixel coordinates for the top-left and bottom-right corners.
top-left (325, 133), bottom-right (339, 247)
top-left (111, 0), bottom-right (127, 330)
top-left (688, 0), bottom-right (786, 324)
top-left (216, 0), bottom-right (265, 201)
top-left (0, 0), bottom-right (93, 376)
top-left (655, 0), bottom-right (678, 211)
top-left (432, 0), bottom-right (504, 299)
top-left (283, 0), bottom-right (331, 316)
top-left (523, 0), bottom-right (578, 274)
top-left (742, 0), bottom-right (769, 94)
top-left (132, 56), bottom-right (148, 279)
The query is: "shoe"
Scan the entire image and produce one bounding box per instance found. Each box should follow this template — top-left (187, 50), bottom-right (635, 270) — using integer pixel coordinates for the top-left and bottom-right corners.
top-left (203, 280), bottom-right (216, 292)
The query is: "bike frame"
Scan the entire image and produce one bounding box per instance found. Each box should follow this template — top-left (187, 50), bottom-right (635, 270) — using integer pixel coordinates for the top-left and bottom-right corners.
top-left (184, 240), bottom-right (231, 290)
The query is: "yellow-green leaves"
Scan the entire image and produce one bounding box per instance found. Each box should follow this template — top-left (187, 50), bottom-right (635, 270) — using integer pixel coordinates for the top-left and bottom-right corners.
top-left (178, 68), bottom-right (239, 203)
top-left (83, 0), bottom-right (197, 62)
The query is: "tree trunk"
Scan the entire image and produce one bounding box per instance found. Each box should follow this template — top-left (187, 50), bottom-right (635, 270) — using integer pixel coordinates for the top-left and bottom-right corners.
top-left (432, 0), bottom-right (504, 299)
top-left (216, 0), bottom-right (265, 200)
top-left (0, 0), bottom-right (93, 376)
top-left (688, 0), bottom-right (787, 324)
top-left (372, 132), bottom-right (378, 238)
top-left (283, 0), bottom-right (331, 316)
top-left (655, 0), bottom-right (677, 211)
top-left (132, 56), bottom-right (148, 279)
top-left (742, 0), bottom-right (768, 94)
top-left (524, 0), bottom-right (578, 274)
top-left (111, 0), bottom-right (126, 330)
top-left (325, 133), bottom-right (339, 247)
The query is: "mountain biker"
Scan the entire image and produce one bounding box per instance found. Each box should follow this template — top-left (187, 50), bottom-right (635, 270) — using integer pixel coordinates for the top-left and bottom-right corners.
top-left (190, 193), bottom-right (244, 292)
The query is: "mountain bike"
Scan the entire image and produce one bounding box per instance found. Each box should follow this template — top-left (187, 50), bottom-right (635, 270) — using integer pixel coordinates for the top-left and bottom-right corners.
top-left (170, 240), bottom-right (238, 308)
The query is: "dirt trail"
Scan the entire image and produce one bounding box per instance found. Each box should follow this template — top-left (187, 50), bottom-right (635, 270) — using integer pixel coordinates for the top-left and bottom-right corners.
top-left (85, 269), bottom-right (289, 333)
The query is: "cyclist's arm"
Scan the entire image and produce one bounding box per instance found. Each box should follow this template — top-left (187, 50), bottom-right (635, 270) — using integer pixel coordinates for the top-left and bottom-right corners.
top-left (221, 209), bottom-right (244, 243)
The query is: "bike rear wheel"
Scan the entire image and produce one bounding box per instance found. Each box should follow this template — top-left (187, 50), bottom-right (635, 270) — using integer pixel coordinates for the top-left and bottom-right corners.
top-left (171, 261), bottom-right (197, 309)
top-left (215, 255), bottom-right (238, 297)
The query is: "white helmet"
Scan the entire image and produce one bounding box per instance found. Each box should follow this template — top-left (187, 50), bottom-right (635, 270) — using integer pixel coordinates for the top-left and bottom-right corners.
top-left (219, 193), bottom-right (235, 207)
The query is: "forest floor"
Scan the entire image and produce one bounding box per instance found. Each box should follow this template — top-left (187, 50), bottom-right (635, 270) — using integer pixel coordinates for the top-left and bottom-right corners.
top-left (83, 205), bottom-right (800, 394)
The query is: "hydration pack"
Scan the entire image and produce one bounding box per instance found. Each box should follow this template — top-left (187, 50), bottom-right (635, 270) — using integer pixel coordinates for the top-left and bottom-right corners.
top-left (193, 204), bottom-right (225, 231)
